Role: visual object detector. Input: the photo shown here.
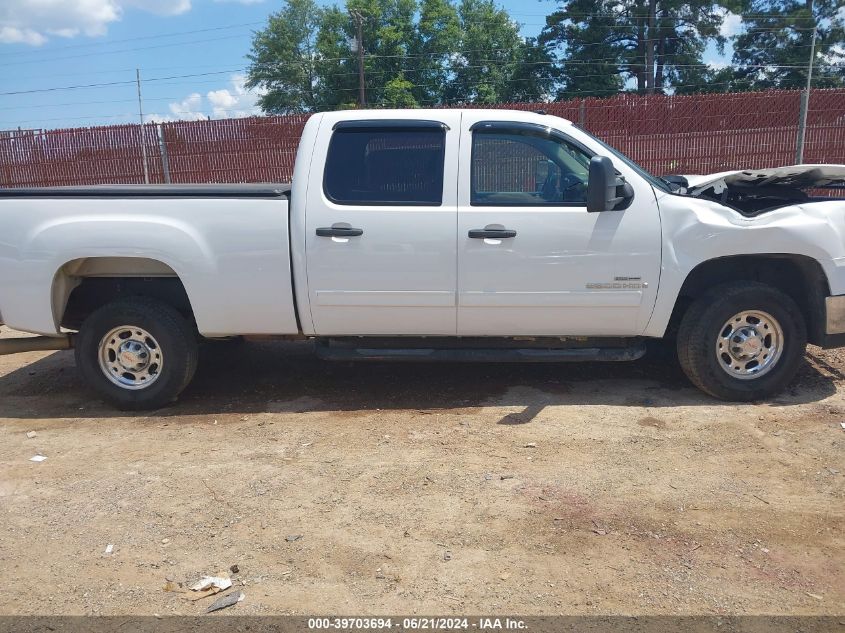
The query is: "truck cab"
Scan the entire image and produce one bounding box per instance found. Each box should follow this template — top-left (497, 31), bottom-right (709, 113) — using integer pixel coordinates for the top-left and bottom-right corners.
top-left (294, 109), bottom-right (661, 339)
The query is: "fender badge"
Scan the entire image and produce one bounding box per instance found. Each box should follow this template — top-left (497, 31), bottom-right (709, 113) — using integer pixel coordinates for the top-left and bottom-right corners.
top-left (586, 280), bottom-right (648, 289)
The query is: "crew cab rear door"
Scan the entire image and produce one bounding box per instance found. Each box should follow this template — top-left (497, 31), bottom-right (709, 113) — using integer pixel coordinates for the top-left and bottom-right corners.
top-left (303, 113), bottom-right (460, 335)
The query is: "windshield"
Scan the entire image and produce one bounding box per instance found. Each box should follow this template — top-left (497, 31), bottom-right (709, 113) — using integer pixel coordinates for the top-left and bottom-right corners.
top-left (575, 126), bottom-right (672, 193)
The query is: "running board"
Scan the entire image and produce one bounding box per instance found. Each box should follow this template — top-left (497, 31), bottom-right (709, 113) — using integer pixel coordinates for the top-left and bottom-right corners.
top-left (315, 341), bottom-right (646, 363)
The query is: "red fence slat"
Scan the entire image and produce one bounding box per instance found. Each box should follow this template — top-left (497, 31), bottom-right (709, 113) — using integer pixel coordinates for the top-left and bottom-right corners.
top-left (1, 89), bottom-right (843, 187)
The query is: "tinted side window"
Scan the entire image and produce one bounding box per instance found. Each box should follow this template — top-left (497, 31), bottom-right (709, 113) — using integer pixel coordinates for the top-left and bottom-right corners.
top-left (471, 131), bottom-right (591, 206)
top-left (324, 128), bottom-right (445, 205)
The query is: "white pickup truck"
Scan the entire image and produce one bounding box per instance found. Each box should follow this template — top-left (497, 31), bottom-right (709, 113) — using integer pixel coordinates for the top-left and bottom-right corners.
top-left (2, 109), bottom-right (845, 409)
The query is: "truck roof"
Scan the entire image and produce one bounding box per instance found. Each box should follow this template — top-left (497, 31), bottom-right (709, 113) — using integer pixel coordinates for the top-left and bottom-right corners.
top-left (316, 108), bottom-right (574, 127)
top-left (0, 183), bottom-right (292, 198)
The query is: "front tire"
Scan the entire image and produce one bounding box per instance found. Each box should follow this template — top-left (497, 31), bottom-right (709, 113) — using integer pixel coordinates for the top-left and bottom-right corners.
top-left (676, 281), bottom-right (807, 401)
top-left (75, 297), bottom-right (198, 410)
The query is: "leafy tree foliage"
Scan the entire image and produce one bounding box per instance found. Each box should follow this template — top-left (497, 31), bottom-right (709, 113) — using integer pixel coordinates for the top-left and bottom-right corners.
top-left (245, 0), bottom-right (323, 113)
top-left (412, 0), bottom-right (462, 104)
top-left (246, 0), bottom-right (845, 110)
top-left (540, 0), bottom-right (739, 96)
top-left (383, 75), bottom-right (418, 106)
top-left (731, 0), bottom-right (845, 90)
top-left (246, 0), bottom-right (553, 112)
top-left (445, 0), bottom-right (554, 103)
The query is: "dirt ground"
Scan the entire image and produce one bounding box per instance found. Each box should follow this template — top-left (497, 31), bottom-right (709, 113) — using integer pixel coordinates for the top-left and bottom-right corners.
top-left (0, 325), bottom-right (843, 616)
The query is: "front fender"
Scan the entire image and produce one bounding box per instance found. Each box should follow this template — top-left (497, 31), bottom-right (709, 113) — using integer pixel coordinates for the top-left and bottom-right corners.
top-left (644, 196), bottom-right (845, 338)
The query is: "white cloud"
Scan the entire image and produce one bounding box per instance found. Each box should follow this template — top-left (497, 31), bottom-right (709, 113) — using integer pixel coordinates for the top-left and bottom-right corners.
top-left (0, 0), bottom-right (191, 46)
top-left (167, 92), bottom-right (206, 120)
top-left (146, 74), bottom-right (263, 123)
top-left (718, 10), bottom-right (742, 38)
top-left (213, 0), bottom-right (265, 4)
top-left (123, 0), bottom-right (191, 16)
top-left (207, 89), bottom-right (239, 110)
top-left (0, 25), bottom-right (47, 45)
top-left (207, 73), bottom-right (262, 118)
top-left (705, 59), bottom-right (729, 70)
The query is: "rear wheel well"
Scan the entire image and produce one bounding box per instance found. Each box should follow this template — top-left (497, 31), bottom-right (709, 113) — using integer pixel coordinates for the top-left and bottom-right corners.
top-left (56, 258), bottom-right (194, 331)
top-left (669, 255), bottom-right (829, 346)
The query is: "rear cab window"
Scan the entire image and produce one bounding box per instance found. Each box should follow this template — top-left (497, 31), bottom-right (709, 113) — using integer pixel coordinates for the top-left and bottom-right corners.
top-left (323, 121), bottom-right (447, 206)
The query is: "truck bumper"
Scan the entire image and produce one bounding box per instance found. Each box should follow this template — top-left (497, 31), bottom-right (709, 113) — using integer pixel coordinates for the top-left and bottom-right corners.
top-left (821, 295), bottom-right (845, 348)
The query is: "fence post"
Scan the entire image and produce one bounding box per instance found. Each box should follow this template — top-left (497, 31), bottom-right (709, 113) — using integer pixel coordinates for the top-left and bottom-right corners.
top-left (136, 69), bottom-right (150, 184)
top-left (579, 98), bottom-right (586, 127)
top-left (157, 124), bottom-right (171, 184)
top-left (795, 18), bottom-right (817, 164)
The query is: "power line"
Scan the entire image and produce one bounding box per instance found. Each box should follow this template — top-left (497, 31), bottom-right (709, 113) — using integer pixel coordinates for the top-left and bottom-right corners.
top-left (0, 35), bottom-right (825, 90)
top-left (0, 18), bottom-right (825, 70)
top-left (3, 76), bottom-right (841, 127)
top-left (8, 61), bottom-right (269, 83)
top-left (1, 25), bottom-right (817, 83)
top-left (0, 96), bottom-right (196, 111)
top-left (0, 21), bottom-right (265, 58)
top-left (508, 11), bottom-right (824, 20)
top-left (2, 53), bottom-right (841, 99)
top-left (0, 10), bottom-right (817, 64)
top-left (0, 33), bottom-right (253, 67)
top-left (0, 69), bottom-right (243, 96)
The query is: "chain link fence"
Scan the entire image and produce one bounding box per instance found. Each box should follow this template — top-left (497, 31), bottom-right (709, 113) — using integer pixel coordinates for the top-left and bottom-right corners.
top-left (1, 89), bottom-right (843, 188)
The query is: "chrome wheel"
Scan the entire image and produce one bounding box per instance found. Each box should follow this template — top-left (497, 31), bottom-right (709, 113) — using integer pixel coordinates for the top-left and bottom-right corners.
top-left (98, 326), bottom-right (163, 390)
top-left (715, 310), bottom-right (783, 380)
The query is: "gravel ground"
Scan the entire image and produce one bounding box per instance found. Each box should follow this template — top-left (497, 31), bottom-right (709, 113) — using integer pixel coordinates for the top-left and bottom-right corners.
top-left (0, 326), bottom-right (843, 616)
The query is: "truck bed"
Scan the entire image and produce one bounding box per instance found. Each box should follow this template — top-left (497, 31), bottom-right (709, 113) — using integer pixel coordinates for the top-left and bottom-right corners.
top-left (0, 187), bottom-right (299, 337)
top-left (0, 183), bottom-right (292, 198)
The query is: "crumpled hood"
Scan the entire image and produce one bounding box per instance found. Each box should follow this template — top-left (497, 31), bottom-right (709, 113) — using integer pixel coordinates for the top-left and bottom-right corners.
top-left (683, 164), bottom-right (845, 192)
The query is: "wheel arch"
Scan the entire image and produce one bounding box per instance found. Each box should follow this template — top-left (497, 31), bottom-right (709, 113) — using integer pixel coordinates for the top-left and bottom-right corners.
top-left (667, 254), bottom-right (829, 346)
top-left (52, 257), bottom-right (195, 331)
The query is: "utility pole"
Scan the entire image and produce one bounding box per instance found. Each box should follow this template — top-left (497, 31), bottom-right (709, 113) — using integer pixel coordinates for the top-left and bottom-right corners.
top-left (645, 0), bottom-right (657, 94)
top-left (350, 10), bottom-right (366, 107)
top-left (136, 68), bottom-right (150, 184)
top-left (795, 2), bottom-right (816, 164)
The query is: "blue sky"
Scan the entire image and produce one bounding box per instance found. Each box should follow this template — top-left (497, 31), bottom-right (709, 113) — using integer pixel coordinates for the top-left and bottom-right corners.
top-left (0, 0), bottom-right (730, 131)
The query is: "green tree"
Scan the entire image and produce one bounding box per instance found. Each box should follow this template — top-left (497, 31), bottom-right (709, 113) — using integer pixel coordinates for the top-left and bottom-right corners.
top-left (731, 0), bottom-right (845, 90)
top-left (383, 74), bottom-right (418, 106)
top-left (246, 0), bottom-right (552, 112)
top-left (507, 37), bottom-right (558, 101)
top-left (312, 5), bottom-right (359, 109)
top-left (541, 0), bottom-right (738, 97)
top-left (411, 0), bottom-right (462, 105)
top-left (245, 0), bottom-right (323, 113)
top-left (539, 0), bottom-right (626, 98)
top-left (347, 0), bottom-right (418, 105)
top-left (447, 0), bottom-right (554, 103)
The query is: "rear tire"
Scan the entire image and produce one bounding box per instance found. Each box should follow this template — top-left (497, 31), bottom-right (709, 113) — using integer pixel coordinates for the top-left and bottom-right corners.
top-left (676, 281), bottom-right (806, 401)
top-left (75, 297), bottom-right (198, 410)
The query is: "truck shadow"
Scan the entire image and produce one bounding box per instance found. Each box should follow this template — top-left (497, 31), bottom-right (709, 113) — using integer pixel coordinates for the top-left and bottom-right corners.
top-left (0, 340), bottom-right (838, 420)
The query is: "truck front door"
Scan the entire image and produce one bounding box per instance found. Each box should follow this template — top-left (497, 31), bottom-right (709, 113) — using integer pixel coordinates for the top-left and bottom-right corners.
top-left (456, 116), bottom-right (662, 336)
top-left (304, 114), bottom-right (460, 335)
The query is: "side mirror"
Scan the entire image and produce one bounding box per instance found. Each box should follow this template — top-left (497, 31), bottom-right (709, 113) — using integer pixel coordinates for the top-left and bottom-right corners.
top-left (587, 156), bottom-right (633, 212)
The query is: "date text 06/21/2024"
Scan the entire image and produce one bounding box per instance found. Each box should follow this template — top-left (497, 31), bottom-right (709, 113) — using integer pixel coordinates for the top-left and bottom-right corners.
top-left (307, 617), bottom-right (527, 630)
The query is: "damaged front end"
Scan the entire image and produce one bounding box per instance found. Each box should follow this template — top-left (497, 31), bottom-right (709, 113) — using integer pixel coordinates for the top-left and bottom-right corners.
top-left (668, 164), bottom-right (845, 217)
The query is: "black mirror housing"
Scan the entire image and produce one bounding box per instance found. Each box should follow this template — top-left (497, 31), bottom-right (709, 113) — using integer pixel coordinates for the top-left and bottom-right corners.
top-left (587, 156), bottom-right (633, 212)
